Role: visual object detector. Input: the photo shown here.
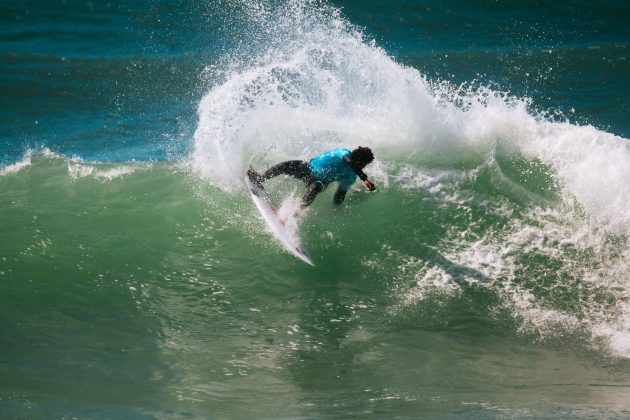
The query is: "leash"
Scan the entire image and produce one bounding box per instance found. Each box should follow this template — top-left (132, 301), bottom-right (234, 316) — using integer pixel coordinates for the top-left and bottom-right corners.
top-left (248, 143), bottom-right (276, 170)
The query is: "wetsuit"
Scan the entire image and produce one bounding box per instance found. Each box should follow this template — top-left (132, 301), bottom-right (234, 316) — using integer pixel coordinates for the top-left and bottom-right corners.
top-left (259, 148), bottom-right (369, 207)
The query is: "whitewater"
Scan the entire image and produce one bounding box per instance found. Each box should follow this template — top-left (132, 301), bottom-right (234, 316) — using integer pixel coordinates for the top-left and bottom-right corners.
top-left (189, 0), bottom-right (630, 357)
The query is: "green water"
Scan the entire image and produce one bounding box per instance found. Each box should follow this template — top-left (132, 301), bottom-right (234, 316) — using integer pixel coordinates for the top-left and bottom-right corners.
top-left (2, 155), bottom-right (630, 417)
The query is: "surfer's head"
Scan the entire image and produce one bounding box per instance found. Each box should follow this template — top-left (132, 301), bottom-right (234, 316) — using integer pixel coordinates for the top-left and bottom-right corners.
top-left (351, 146), bottom-right (374, 169)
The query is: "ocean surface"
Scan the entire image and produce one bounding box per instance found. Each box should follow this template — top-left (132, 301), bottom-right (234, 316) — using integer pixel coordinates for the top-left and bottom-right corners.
top-left (2, 0), bottom-right (630, 417)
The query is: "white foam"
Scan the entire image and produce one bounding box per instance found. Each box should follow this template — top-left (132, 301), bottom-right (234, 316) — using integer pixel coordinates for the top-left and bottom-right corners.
top-left (387, 192), bottom-right (630, 356)
top-left (0, 152), bottom-right (32, 176)
top-left (67, 160), bottom-right (139, 180)
top-left (523, 122), bottom-right (630, 234)
top-left (276, 195), bottom-right (307, 235)
top-left (593, 319), bottom-right (630, 359)
top-left (1, 148), bottom-right (65, 175)
top-left (2, 148), bottom-right (147, 181)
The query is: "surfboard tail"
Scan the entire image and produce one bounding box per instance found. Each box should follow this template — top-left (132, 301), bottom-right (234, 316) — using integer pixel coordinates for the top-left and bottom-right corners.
top-left (245, 176), bottom-right (314, 266)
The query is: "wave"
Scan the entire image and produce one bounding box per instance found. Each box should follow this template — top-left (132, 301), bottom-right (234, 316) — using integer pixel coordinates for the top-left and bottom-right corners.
top-left (191, 0), bottom-right (630, 358)
top-left (0, 150), bottom-right (150, 181)
top-left (0, 151), bottom-right (33, 176)
top-left (2, 0), bottom-right (628, 361)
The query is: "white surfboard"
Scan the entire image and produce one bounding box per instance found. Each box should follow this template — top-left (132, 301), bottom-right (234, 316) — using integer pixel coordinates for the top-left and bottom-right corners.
top-left (245, 176), bottom-right (314, 266)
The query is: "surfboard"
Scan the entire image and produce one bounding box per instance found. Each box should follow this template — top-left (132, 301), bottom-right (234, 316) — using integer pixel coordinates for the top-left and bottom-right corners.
top-left (244, 176), bottom-right (314, 266)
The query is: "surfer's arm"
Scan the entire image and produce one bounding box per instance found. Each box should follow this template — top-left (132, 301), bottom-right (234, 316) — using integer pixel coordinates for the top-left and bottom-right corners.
top-left (343, 155), bottom-right (376, 191)
top-left (362, 178), bottom-right (376, 191)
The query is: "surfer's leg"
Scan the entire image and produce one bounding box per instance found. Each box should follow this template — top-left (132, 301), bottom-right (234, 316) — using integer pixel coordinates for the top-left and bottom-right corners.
top-left (300, 181), bottom-right (324, 208)
top-left (262, 160), bottom-right (311, 182)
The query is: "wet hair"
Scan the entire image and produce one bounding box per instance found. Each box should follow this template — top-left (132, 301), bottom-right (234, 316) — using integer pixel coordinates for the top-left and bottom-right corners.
top-left (350, 146), bottom-right (374, 168)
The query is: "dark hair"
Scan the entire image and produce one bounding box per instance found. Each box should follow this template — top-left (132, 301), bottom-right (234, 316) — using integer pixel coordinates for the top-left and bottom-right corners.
top-left (351, 146), bottom-right (374, 168)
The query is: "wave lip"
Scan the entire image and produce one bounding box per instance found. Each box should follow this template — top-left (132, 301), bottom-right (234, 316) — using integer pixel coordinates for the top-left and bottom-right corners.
top-left (1, 149), bottom-right (149, 181)
top-left (0, 150), bottom-right (33, 176)
top-left (67, 159), bottom-right (144, 181)
top-left (524, 122), bottom-right (630, 235)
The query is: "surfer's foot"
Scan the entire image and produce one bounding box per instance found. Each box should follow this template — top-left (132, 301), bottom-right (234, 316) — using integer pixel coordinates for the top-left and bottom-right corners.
top-left (247, 168), bottom-right (265, 190)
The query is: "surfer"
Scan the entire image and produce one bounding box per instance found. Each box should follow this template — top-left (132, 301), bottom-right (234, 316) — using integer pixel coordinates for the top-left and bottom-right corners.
top-left (247, 146), bottom-right (376, 208)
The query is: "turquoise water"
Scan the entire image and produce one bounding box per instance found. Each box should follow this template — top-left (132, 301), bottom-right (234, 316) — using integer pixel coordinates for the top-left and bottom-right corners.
top-left (2, 1), bottom-right (630, 418)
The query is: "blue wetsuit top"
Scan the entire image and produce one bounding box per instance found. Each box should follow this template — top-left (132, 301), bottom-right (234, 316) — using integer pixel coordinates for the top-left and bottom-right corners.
top-left (309, 148), bottom-right (358, 191)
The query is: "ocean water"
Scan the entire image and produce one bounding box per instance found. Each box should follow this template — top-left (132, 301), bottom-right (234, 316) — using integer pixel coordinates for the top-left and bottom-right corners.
top-left (1, 0), bottom-right (630, 417)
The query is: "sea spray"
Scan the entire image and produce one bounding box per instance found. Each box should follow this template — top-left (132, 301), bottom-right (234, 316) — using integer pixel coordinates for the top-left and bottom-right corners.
top-left (188, 0), bottom-right (630, 359)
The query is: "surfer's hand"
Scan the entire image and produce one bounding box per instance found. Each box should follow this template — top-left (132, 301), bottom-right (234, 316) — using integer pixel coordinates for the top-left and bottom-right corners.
top-left (364, 179), bottom-right (376, 191)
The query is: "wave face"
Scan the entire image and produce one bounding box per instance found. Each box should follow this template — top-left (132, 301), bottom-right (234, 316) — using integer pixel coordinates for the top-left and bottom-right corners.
top-left (2, 0), bottom-right (630, 417)
top-left (192, 0), bottom-right (630, 354)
